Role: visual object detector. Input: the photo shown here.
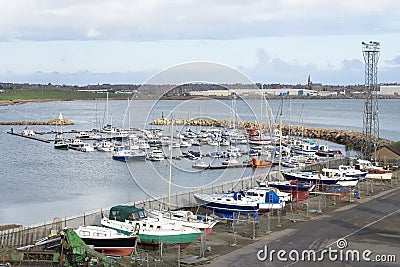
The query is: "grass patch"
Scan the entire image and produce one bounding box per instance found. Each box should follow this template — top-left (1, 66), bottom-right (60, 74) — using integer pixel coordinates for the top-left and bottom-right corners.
top-left (0, 89), bottom-right (131, 101)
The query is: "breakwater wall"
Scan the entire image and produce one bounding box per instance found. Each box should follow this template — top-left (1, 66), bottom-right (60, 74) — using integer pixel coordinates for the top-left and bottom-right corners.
top-left (0, 119), bottom-right (73, 126)
top-left (151, 118), bottom-right (388, 150)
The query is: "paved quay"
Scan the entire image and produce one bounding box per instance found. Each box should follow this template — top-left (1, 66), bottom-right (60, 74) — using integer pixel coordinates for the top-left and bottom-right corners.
top-left (198, 185), bottom-right (400, 267)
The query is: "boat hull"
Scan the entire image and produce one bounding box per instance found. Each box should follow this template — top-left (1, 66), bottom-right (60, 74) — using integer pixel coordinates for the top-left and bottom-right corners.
top-left (101, 219), bottom-right (202, 249)
top-left (282, 172), bottom-right (339, 185)
top-left (81, 237), bottom-right (136, 256)
top-left (194, 193), bottom-right (258, 218)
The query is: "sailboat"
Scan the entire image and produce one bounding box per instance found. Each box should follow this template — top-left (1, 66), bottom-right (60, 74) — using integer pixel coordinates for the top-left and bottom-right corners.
top-left (145, 118), bottom-right (218, 236)
top-left (101, 205), bottom-right (202, 249)
top-left (102, 92), bottom-right (117, 134)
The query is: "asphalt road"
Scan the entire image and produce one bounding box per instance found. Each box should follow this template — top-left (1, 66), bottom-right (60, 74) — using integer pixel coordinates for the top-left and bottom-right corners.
top-left (205, 187), bottom-right (400, 267)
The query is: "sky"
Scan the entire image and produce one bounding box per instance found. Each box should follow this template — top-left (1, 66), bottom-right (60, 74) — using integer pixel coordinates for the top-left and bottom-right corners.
top-left (0, 0), bottom-right (400, 85)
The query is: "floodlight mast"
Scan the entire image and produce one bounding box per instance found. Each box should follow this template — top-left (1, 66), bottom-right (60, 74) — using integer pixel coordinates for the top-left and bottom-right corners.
top-left (361, 41), bottom-right (380, 161)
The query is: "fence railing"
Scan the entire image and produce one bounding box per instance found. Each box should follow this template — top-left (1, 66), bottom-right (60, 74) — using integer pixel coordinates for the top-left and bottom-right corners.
top-left (0, 157), bottom-right (348, 248)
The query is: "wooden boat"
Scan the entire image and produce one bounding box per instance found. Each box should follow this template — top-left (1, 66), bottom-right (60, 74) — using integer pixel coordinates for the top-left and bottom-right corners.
top-left (355, 159), bottom-right (392, 180)
top-left (75, 225), bottom-right (137, 257)
top-left (194, 189), bottom-right (285, 218)
top-left (261, 181), bottom-right (315, 201)
top-left (145, 209), bottom-right (218, 238)
top-left (281, 171), bottom-right (359, 186)
top-left (101, 206), bottom-right (202, 249)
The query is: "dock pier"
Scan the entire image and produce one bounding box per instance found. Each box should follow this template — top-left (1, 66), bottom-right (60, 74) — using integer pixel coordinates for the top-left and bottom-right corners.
top-left (7, 131), bottom-right (50, 143)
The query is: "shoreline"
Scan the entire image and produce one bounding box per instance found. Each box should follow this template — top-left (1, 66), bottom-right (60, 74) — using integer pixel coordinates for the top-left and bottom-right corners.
top-left (1, 95), bottom-right (400, 107)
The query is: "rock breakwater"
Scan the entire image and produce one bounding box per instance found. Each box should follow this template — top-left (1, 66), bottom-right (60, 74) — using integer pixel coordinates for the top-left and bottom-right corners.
top-left (151, 117), bottom-right (388, 149)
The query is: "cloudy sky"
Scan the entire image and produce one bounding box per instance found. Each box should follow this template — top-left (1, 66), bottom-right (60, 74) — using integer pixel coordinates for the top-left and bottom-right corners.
top-left (0, 0), bottom-right (399, 85)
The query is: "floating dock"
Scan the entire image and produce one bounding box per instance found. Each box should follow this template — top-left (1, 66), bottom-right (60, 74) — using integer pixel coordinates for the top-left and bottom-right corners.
top-left (207, 163), bottom-right (252, 169)
top-left (7, 132), bottom-right (50, 143)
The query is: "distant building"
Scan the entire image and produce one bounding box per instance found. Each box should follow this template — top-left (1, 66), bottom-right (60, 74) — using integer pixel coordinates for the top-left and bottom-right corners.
top-left (378, 85), bottom-right (400, 95)
top-left (318, 91), bottom-right (338, 97)
top-left (372, 141), bottom-right (400, 163)
top-left (188, 88), bottom-right (317, 97)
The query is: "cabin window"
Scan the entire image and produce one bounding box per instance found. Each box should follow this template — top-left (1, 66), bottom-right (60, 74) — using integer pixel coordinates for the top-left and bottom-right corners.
top-left (138, 210), bottom-right (146, 218)
top-left (111, 210), bottom-right (120, 218)
top-left (226, 199), bottom-right (231, 201)
top-left (94, 232), bottom-right (107, 237)
top-left (217, 198), bottom-right (222, 200)
top-left (79, 230), bottom-right (90, 237)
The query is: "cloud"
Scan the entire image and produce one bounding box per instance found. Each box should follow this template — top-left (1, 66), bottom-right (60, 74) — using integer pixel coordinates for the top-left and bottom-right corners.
top-left (385, 55), bottom-right (400, 66)
top-left (243, 49), bottom-right (366, 85)
top-left (0, 70), bottom-right (153, 85)
top-left (1, 0), bottom-right (400, 41)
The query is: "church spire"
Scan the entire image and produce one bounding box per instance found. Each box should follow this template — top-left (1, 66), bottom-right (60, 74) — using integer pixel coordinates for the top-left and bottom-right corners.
top-left (307, 74), bottom-right (312, 89)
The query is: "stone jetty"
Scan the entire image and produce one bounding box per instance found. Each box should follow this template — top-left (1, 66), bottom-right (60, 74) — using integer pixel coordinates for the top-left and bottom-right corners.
top-left (151, 117), bottom-right (388, 150)
top-left (0, 112), bottom-right (74, 125)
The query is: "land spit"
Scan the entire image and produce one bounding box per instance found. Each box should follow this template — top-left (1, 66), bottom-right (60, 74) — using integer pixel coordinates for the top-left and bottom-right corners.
top-left (151, 117), bottom-right (389, 150)
top-left (0, 114), bottom-right (73, 126)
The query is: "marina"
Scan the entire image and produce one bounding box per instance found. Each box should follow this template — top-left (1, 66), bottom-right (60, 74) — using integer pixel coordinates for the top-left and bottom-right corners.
top-left (0, 98), bottom-right (399, 266)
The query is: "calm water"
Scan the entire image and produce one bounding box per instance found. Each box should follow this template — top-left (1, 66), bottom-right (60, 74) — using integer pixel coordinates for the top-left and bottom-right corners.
top-left (0, 98), bottom-right (399, 225)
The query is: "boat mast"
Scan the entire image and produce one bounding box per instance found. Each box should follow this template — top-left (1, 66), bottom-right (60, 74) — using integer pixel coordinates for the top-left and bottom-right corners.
top-left (168, 116), bottom-right (174, 211)
top-left (260, 85), bottom-right (263, 138)
top-left (279, 97), bottom-right (283, 174)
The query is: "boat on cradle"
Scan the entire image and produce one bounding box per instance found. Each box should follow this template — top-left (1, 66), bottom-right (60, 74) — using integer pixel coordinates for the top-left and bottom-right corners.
top-left (261, 181), bottom-right (315, 201)
top-left (281, 159), bottom-right (305, 168)
top-left (194, 189), bottom-right (285, 218)
top-left (101, 206), bottom-right (202, 249)
top-left (355, 159), bottom-right (393, 180)
top-left (337, 165), bottom-right (367, 180)
top-left (112, 150), bottom-right (146, 162)
top-left (245, 186), bottom-right (289, 211)
top-left (145, 209), bottom-right (218, 238)
top-left (148, 148), bottom-right (165, 161)
top-left (322, 166), bottom-right (367, 182)
top-left (54, 133), bottom-right (68, 150)
top-left (75, 225), bottom-right (137, 257)
top-left (281, 171), bottom-right (359, 186)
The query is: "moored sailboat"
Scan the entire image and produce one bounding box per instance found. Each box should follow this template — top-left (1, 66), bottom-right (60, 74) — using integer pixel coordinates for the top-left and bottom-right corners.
top-left (75, 225), bottom-right (137, 257)
top-left (101, 205), bottom-right (202, 249)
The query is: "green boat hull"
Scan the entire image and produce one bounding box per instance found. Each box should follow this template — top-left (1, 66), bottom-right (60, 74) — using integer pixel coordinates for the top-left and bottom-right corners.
top-left (103, 225), bottom-right (202, 245)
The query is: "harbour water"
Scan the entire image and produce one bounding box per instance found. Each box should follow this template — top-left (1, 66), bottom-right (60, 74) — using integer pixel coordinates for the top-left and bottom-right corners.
top-left (0, 98), bottom-right (399, 225)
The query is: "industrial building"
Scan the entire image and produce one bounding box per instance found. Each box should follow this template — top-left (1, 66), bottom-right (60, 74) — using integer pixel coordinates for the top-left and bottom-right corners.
top-left (378, 85), bottom-right (400, 95)
top-left (188, 88), bottom-right (318, 97)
